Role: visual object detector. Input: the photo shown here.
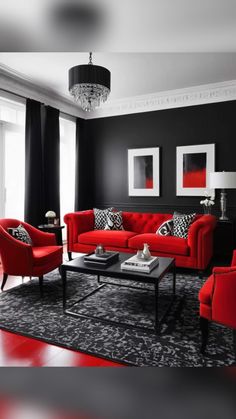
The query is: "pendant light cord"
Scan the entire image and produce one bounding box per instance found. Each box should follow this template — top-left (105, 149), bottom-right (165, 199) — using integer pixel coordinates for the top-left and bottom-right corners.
top-left (89, 52), bottom-right (93, 65)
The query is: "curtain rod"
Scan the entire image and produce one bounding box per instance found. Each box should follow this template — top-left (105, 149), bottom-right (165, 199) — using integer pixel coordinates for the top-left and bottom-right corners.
top-left (0, 88), bottom-right (77, 120)
top-left (0, 88), bottom-right (26, 101)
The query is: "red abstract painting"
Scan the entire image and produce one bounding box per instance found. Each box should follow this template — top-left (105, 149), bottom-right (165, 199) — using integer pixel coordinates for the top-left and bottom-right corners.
top-left (183, 153), bottom-right (206, 188)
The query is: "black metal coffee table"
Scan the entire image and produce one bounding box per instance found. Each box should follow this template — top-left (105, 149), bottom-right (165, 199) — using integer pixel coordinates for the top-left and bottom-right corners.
top-left (61, 252), bottom-right (176, 334)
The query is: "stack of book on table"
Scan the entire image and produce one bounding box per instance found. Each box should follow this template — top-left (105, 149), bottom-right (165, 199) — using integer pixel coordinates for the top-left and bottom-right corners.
top-left (121, 255), bottom-right (159, 273)
top-left (84, 251), bottom-right (119, 266)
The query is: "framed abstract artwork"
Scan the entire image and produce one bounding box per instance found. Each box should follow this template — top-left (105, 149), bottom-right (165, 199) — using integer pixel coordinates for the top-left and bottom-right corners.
top-left (128, 147), bottom-right (160, 196)
top-left (176, 144), bottom-right (215, 196)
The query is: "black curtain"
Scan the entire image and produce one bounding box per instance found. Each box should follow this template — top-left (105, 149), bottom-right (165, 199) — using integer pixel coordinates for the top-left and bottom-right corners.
top-left (25, 100), bottom-right (60, 226)
top-left (25, 99), bottom-right (44, 226)
top-left (43, 106), bottom-right (60, 220)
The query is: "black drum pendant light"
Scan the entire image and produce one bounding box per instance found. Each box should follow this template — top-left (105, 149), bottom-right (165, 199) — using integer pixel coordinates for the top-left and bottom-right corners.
top-left (69, 52), bottom-right (111, 111)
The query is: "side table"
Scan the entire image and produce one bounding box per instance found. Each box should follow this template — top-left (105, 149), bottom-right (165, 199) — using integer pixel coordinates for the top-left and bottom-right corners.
top-left (214, 219), bottom-right (235, 261)
top-left (38, 225), bottom-right (65, 246)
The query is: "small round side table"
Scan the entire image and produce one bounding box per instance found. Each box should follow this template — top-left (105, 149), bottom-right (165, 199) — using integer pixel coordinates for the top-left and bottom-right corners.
top-left (38, 224), bottom-right (65, 246)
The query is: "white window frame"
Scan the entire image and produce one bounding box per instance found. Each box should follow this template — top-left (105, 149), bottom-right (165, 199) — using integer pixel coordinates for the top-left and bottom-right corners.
top-left (0, 122), bottom-right (5, 217)
top-left (0, 93), bottom-right (25, 219)
top-left (59, 114), bottom-right (76, 240)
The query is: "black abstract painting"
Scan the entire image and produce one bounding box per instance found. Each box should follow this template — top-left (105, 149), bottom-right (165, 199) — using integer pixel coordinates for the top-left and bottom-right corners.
top-left (133, 155), bottom-right (153, 189)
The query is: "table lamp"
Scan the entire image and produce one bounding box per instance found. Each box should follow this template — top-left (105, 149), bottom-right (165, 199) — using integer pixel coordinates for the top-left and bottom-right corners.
top-left (45, 210), bottom-right (56, 225)
top-left (209, 172), bottom-right (236, 220)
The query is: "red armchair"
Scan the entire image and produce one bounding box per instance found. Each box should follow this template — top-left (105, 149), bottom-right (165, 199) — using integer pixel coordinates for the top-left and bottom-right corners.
top-left (199, 250), bottom-right (236, 356)
top-left (0, 219), bottom-right (63, 295)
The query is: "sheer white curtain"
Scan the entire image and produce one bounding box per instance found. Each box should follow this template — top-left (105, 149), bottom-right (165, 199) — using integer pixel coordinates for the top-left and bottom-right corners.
top-left (0, 95), bottom-right (25, 220)
top-left (59, 116), bottom-right (76, 241)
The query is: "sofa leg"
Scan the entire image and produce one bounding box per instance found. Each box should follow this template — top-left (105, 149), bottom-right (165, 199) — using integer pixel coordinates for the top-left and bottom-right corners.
top-left (200, 317), bottom-right (209, 354)
top-left (1, 273), bottom-right (8, 291)
top-left (68, 251), bottom-right (72, 261)
top-left (198, 270), bottom-right (204, 280)
top-left (39, 276), bottom-right (43, 297)
top-left (233, 329), bottom-right (236, 359)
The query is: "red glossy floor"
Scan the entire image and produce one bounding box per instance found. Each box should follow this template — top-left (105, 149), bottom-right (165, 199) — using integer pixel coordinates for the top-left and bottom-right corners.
top-left (0, 265), bottom-right (122, 367)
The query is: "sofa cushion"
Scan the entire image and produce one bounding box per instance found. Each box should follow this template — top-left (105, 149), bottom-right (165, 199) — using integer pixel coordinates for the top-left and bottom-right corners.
top-left (128, 233), bottom-right (189, 256)
top-left (94, 207), bottom-right (114, 230)
top-left (104, 211), bottom-right (124, 230)
top-left (156, 219), bottom-right (173, 236)
top-left (199, 274), bottom-right (214, 305)
top-left (32, 246), bottom-right (62, 266)
top-left (8, 224), bottom-right (33, 245)
top-left (79, 230), bottom-right (137, 248)
top-left (172, 212), bottom-right (196, 239)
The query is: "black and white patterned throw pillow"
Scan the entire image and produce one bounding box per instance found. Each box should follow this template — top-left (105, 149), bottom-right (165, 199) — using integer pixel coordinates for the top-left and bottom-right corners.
top-left (93, 207), bottom-right (114, 230)
top-left (8, 224), bottom-right (33, 245)
top-left (104, 211), bottom-right (124, 231)
top-left (156, 219), bottom-right (174, 236)
top-left (172, 212), bottom-right (196, 239)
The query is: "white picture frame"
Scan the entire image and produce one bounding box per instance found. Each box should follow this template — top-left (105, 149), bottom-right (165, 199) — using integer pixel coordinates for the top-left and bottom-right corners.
top-left (128, 147), bottom-right (160, 196)
top-left (176, 144), bottom-right (215, 196)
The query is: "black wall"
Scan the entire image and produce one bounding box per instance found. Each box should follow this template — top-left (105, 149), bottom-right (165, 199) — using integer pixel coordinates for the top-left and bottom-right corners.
top-left (75, 118), bottom-right (95, 211)
top-left (80, 100), bottom-right (236, 216)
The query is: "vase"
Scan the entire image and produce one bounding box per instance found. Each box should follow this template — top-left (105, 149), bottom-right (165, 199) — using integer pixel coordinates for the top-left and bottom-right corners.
top-left (203, 206), bottom-right (211, 215)
top-left (142, 243), bottom-right (151, 260)
top-left (136, 249), bottom-right (144, 259)
top-left (95, 244), bottom-right (105, 255)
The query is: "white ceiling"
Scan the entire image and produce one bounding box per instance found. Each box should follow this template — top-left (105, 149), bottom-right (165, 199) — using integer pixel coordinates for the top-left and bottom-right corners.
top-left (1, 53), bottom-right (236, 101)
top-left (1, 1), bottom-right (236, 106)
top-left (0, 0), bottom-right (236, 52)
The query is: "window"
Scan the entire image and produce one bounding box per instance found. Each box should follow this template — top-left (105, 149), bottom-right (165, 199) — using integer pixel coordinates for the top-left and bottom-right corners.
top-left (60, 116), bottom-right (76, 240)
top-left (0, 96), bottom-right (25, 220)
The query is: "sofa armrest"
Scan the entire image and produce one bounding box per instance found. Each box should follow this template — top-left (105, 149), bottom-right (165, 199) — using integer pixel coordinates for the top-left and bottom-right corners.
top-left (187, 215), bottom-right (217, 268)
top-left (231, 250), bottom-right (236, 266)
top-left (64, 210), bottom-right (94, 250)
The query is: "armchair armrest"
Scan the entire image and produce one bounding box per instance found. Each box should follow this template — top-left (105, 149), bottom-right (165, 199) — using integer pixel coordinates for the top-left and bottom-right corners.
top-left (21, 222), bottom-right (56, 246)
top-left (212, 269), bottom-right (236, 328)
top-left (213, 266), bottom-right (236, 274)
top-left (64, 210), bottom-right (94, 250)
top-left (0, 226), bottom-right (33, 275)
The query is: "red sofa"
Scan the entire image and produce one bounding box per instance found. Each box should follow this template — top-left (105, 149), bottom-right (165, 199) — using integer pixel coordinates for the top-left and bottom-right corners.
top-left (64, 210), bottom-right (217, 271)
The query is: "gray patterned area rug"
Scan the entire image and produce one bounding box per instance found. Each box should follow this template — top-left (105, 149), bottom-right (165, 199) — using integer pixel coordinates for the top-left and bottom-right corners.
top-left (0, 271), bottom-right (235, 366)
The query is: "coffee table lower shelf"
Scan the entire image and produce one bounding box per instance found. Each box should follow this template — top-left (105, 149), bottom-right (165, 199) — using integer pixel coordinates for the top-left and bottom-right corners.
top-left (61, 254), bottom-right (176, 335)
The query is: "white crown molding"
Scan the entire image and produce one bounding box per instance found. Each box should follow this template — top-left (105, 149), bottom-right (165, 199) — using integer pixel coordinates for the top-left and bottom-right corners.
top-left (1, 63), bottom-right (236, 120)
top-left (0, 64), bottom-right (86, 119)
top-left (86, 80), bottom-right (236, 119)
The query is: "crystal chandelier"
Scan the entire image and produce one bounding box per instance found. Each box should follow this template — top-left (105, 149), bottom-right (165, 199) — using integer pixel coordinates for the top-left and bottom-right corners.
top-left (69, 52), bottom-right (111, 112)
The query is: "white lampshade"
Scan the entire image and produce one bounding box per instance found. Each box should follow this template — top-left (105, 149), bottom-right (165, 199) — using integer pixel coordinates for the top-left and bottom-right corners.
top-left (45, 210), bottom-right (56, 218)
top-left (209, 172), bottom-right (236, 189)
